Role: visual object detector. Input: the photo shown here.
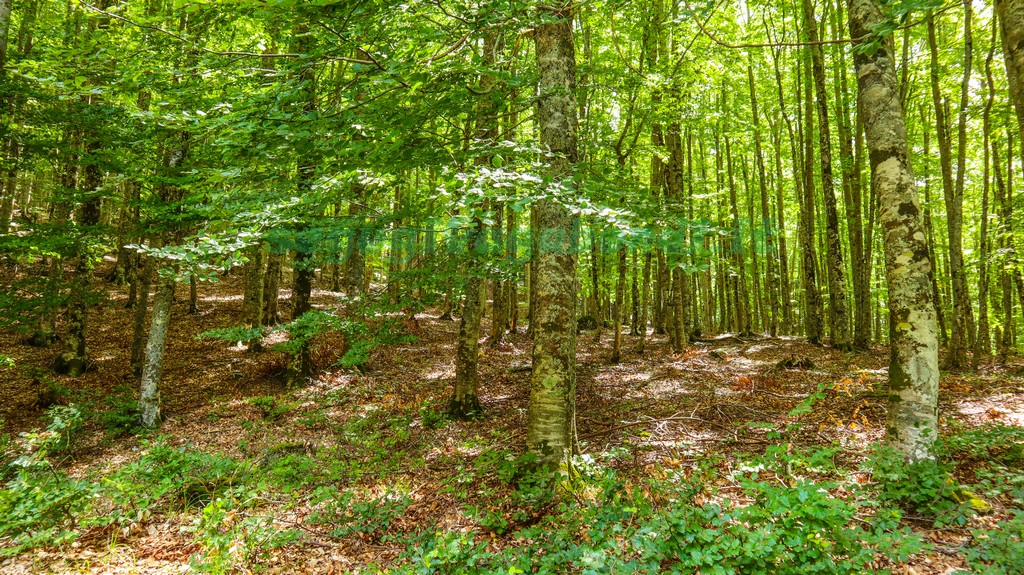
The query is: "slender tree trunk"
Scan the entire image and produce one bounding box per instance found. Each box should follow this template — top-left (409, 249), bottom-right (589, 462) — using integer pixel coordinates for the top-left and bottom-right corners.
top-left (919, 106), bottom-right (949, 346)
top-left (928, 11), bottom-right (971, 368)
top-left (995, 130), bottom-right (1014, 357)
top-left (770, 117), bottom-right (792, 334)
top-left (748, 62), bottom-right (778, 336)
top-left (850, 0), bottom-right (940, 462)
top-left (287, 24), bottom-right (317, 387)
top-left (639, 250), bottom-right (650, 353)
top-left (725, 136), bottom-right (750, 336)
top-left (805, 0), bottom-right (851, 349)
top-left (798, 55), bottom-right (824, 344)
top-left (345, 187), bottom-right (366, 295)
top-left (450, 226), bottom-right (484, 418)
top-left (612, 243), bottom-right (625, 363)
top-left (526, 4), bottom-right (579, 473)
top-left (630, 248), bottom-right (640, 336)
top-left (831, 0), bottom-right (871, 348)
top-left (976, 23), bottom-right (999, 367)
top-left (451, 30), bottom-right (500, 416)
top-left (55, 138), bottom-right (101, 376)
top-left (131, 254), bottom-right (154, 376)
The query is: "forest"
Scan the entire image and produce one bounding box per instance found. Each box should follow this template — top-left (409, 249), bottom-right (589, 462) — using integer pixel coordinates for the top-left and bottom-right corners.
top-left (1, 0), bottom-right (1024, 572)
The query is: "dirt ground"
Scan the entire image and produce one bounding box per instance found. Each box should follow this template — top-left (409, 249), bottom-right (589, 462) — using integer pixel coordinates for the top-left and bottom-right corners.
top-left (2, 263), bottom-right (1023, 574)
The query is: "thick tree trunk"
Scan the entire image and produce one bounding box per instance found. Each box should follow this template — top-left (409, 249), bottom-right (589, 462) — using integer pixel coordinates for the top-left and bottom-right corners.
top-left (242, 244), bottom-right (265, 350)
top-left (263, 251), bottom-right (282, 325)
top-left (139, 275), bottom-right (174, 428)
top-left (526, 4), bottom-right (579, 473)
top-left (850, 0), bottom-right (940, 462)
top-left (997, 0), bottom-right (1024, 151)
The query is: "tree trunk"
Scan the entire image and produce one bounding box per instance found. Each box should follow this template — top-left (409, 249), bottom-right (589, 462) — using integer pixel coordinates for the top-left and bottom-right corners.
top-left (850, 0), bottom-right (940, 462)
top-left (630, 248), bottom-right (640, 336)
top-left (55, 138), bottom-right (101, 376)
top-left (612, 243), bottom-right (625, 363)
top-left (927, 11), bottom-right (971, 368)
top-left (997, 0), bottom-right (1024, 153)
top-left (640, 250), bottom-right (651, 353)
top-left (263, 251), bottom-right (282, 325)
top-left (526, 4), bottom-right (579, 474)
top-left (805, 0), bottom-right (851, 349)
top-left (748, 63), bottom-right (778, 336)
top-left (450, 228), bottom-right (484, 419)
top-left (798, 48), bottom-right (824, 344)
top-left (139, 275), bottom-right (174, 428)
top-left (242, 244), bottom-right (265, 350)
top-left (131, 254), bottom-right (154, 376)
top-left (345, 186), bottom-right (366, 295)
top-left (976, 23), bottom-right (999, 367)
top-left (995, 130), bottom-right (1014, 358)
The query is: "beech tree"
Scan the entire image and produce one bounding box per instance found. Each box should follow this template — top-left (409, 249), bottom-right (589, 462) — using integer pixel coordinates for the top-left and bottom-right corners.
top-left (525, 1), bottom-right (579, 474)
top-left (849, 0), bottom-right (940, 461)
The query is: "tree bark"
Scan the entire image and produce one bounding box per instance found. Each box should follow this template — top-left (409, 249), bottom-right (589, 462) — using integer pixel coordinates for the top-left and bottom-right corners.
top-left (850, 0), bottom-right (940, 462)
top-left (976, 21), bottom-right (999, 367)
top-left (927, 11), bottom-right (971, 368)
top-left (139, 275), bottom-right (173, 428)
top-left (798, 48), bottom-right (824, 344)
top-left (748, 62), bottom-right (778, 336)
top-left (996, 0), bottom-right (1024, 153)
top-left (263, 251), bottom-right (282, 325)
top-left (242, 244), bottom-right (265, 350)
top-left (526, 3), bottom-right (579, 474)
top-left (804, 0), bottom-right (851, 349)
top-left (55, 137), bottom-right (101, 376)
top-left (131, 254), bottom-right (154, 376)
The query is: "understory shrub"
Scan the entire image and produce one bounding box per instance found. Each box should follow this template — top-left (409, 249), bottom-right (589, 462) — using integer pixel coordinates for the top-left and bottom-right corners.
top-left (393, 450), bottom-right (923, 575)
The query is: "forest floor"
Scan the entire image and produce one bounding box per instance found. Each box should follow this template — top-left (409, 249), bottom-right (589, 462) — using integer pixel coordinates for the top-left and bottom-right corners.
top-left (2, 265), bottom-right (1024, 574)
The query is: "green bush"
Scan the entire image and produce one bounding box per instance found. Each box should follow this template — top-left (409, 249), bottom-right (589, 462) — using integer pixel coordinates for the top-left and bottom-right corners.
top-left (96, 439), bottom-right (249, 528)
top-left (865, 446), bottom-right (967, 525)
top-left (958, 510), bottom-right (1024, 575)
top-left (248, 395), bottom-right (291, 420)
top-left (98, 385), bottom-right (143, 436)
top-left (0, 405), bottom-right (93, 555)
top-left (308, 486), bottom-right (414, 541)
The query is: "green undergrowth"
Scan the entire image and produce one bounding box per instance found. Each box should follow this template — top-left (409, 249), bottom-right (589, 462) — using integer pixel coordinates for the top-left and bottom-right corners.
top-left (2, 400), bottom-right (1023, 574)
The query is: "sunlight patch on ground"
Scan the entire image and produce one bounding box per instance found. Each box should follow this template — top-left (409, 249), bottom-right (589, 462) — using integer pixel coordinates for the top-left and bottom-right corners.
top-left (421, 366), bottom-right (454, 381)
top-left (954, 393), bottom-right (1024, 426)
top-left (199, 294), bottom-right (244, 302)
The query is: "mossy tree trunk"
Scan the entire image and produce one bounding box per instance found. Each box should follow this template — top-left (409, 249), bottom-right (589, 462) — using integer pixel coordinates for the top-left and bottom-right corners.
top-left (850, 0), bottom-right (940, 462)
top-left (997, 0), bottom-right (1024, 152)
top-left (526, 2), bottom-right (579, 474)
